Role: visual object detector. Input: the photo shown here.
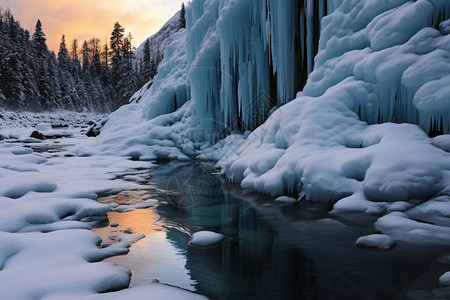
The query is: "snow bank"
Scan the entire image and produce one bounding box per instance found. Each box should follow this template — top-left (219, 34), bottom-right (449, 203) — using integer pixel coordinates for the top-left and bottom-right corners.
top-left (96, 0), bottom-right (450, 205)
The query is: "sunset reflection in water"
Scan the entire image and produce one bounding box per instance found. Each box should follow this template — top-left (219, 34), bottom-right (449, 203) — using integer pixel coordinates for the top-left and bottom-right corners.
top-left (92, 190), bottom-right (196, 291)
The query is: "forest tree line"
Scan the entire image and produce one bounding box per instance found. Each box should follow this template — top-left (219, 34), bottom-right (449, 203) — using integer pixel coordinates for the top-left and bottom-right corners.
top-left (0, 7), bottom-right (185, 112)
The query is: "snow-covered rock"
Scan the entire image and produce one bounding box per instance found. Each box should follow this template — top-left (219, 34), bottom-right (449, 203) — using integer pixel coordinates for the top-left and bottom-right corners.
top-left (440, 272), bottom-right (450, 286)
top-left (355, 234), bottom-right (396, 250)
top-left (375, 212), bottom-right (450, 245)
top-left (189, 231), bottom-right (224, 247)
top-left (274, 196), bottom-right (297, 204)
top-left (35, 123), bottom-right (53, 132)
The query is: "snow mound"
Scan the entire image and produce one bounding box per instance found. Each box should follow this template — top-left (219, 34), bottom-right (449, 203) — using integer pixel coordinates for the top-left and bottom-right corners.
top-left (274, 196), bottom-right (297, 203)
top-left (355, 234), bottom-right (396, 250)
top-left (35, 123), bottom-right (53, 132)
top-left (189, 231), bottom-right (224, 247)
top-left (440, 272), bottom-right (450, 286)
top-left (375, 212), bottom-right (450, 245)
top-left (433, 135), bottom-right (450, 152)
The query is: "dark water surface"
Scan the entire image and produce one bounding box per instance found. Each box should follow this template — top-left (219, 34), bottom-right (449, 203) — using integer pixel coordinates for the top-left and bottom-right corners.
top-left (94, 162), bottom-right (449, 300)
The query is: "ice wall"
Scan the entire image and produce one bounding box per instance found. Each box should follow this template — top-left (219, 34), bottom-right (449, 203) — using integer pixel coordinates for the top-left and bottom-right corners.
top-left (186, 0), bottom-right (331, 135)
top-left (118, 0), bottom-right (332, 140)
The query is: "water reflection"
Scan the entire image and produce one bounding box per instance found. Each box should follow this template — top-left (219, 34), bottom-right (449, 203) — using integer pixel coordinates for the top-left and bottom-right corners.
top-left (93, 192), bottom-right (196, 291)
top-left (95, 162), bottom-right (449, 300)
top-left (151, 163), bottom-right (319, 299)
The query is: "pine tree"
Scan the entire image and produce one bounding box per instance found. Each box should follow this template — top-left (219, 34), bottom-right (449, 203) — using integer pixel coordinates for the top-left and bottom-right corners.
top-left (115, 36), bottom-right (137, 106)
top-left (110, 22), bottom-right (124, 58)
top-left (110, 22), bottom-right (125, 89)
top-left (102, 40), bottom-right (109, 69)
top-left (42, 53), bottom-right (62, 110)
top-left (179, 3), bottom-right (186, 29)
top-left (81, 40), bottom-right (90, 71)
top-left (141, 38), bottom-right (152, 82)
top-left (32, 19), bottom-right (47, 55)
top-left (89, 38), bottom-right (102, 75)
top-left (101, 41), bottom-right (111, 85)
top-left (71, 37), bottom-right (80, 73)
top-left (21, 62), bottom-right (41, 110)
top-left (71, 38), bottom-right (78, 60)
top-left (58, 35), bottom-right (70, 67)
top-left (0, 9), bottom-right (137, 113)
top-left (3, 53), bottom-right (25, 108)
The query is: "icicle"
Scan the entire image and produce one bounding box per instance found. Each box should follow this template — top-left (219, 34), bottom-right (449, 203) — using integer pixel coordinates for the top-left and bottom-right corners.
top-left (183, 0), bottom-right (330, 138)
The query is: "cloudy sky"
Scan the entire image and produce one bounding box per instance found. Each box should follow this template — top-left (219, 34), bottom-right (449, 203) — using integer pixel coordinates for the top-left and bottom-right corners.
top-left (1, 0), bottom-right (183, 52)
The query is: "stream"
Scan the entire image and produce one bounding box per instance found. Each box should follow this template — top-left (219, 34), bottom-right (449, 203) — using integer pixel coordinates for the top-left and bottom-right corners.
top-left (93, 161), bottom-right (450, 300)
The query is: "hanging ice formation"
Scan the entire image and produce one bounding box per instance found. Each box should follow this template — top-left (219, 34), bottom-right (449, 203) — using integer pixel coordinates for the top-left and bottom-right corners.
top-left (186, 0), bottom-right (331, 136)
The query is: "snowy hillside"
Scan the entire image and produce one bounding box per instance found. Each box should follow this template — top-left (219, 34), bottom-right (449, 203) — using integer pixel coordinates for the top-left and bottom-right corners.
top-left (134, 11), bottom-right (181, 62)
top-left (89, 0), bottom-right (450, 254)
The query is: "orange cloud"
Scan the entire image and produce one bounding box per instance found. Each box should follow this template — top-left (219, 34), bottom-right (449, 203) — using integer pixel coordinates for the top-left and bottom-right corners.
top-left (1, 0), bottom-right (183, 52)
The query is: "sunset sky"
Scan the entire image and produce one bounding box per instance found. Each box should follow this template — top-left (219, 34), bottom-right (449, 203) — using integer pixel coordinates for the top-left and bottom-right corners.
top-left (1, 0), bottom-right (184, 52)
